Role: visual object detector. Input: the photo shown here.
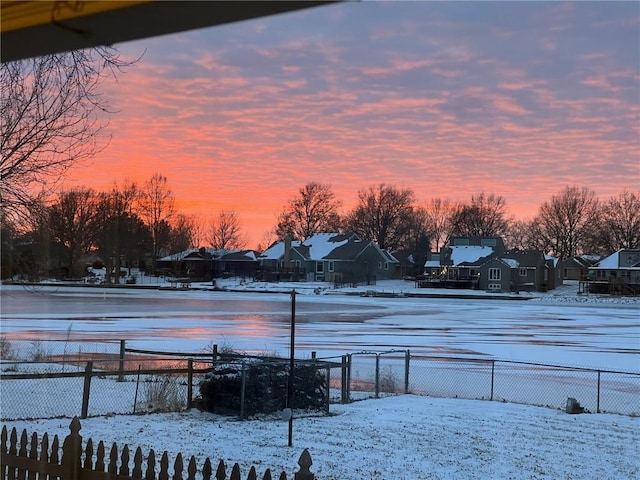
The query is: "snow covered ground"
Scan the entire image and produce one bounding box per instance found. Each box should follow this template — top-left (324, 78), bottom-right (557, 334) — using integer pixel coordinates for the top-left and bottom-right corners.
top-left (5, 395), bottom-right (639, 480)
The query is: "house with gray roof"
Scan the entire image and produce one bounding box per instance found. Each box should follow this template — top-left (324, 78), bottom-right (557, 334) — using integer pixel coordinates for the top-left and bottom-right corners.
top-left (258, 233), bottom-right (399, 285)
top-left (560, 255), bottom-right (601, 280)
top-left (157, 247), bottom-right (260, 280)
top-left (421, 236), bottom-right (559, 292)
top-left (587, 249), bottom-right (640, 295)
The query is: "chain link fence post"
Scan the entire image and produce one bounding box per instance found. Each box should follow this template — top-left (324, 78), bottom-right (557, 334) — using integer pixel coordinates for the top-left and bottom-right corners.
top-left (404, 349), bottom-right (410, 394)
top-left (490, 360), bottom-right (495, 401)
top-left (375, 354), bottom-right (380, 399)
top-left (597, 370), bottom-right (601, 413)
top-left (118, 340), bottom-right (125, 382)
top-left (81, 361), bottom-right (93, 419)
top-left (187, 358), bottom-right (193, 409)
top-left (347, 353), bottom-right (352, 402)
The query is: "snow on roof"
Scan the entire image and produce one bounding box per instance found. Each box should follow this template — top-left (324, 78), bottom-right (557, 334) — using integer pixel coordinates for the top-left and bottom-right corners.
top-left (595, 250), bottom-right (622, 268)
top-left (501, 258), bottom-right (519, 268)
top-left (450, 246), bottom-right (494, 266)
top-left (259, 240), bottom-right (301, 260)
top-left (159, 248), bottom-right (243, 262)
top-left (593, 249), bottom-right (640, 269)
top-left (424, 260), bottom-right (440, 267)
top-left (302, 233), bottom-right (351, 260)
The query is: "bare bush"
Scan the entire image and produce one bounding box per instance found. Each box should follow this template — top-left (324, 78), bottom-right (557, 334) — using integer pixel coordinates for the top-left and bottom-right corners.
top-left (379, 366), bottom-right (399, 393)
top-left (141, 375), bottom-right (185, 412)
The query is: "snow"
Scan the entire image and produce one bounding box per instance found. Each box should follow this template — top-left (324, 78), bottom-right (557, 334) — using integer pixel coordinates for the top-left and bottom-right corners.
top-left (5, 395), bottom-right (639, 480)
top-left (1, 279), bottom-right (639, 479)
top-left (450, 246), bottom-right (494, 265)
top-left (259, 240), bottom-right (302, 260)
top-left (596, 250), bottom-right (623, 269)
top-left (304, 233), bottom-right (350, 260)
top-left (501, 258), bottom-right (519, 268)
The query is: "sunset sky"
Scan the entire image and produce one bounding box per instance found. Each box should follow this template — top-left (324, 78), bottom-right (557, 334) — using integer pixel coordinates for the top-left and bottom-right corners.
top-left (62, 1), bottom-right (639, 248)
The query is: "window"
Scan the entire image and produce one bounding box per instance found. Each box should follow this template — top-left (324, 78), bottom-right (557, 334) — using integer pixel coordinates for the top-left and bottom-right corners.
top-left (489, 268), bottom-right (501, 281)
top-left (384, 262), bottom-right (389, 270)
top-left (316, 262), bottom-right (323, 273)
top-left (519, 268), bottom-right (527, 277)
top-left (378, 261), bottom-right (382, 269)
top-left (488, 283), bottom-right (501, 290)
top-left (328, 261), bottom-right (334, 272)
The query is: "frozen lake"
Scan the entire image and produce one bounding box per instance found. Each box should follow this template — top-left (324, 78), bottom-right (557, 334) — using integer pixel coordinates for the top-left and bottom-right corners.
top-left (1, 284), bottom-right (639, 372)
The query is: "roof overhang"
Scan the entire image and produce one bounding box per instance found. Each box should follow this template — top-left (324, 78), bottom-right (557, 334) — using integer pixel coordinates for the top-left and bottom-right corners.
top-left (1, 1), bottom-right (335, 63)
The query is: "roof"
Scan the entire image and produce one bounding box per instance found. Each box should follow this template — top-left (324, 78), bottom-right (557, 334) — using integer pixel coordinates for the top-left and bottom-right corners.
top-left (302, 233), bottom-right (353, 260)
top-left (259, 240), bottom-right (302, 260)
top-left (219, 250), bottom-right (259, 262)
top-left (501, 258), bottom-right (519, 268)
top-left (592, 249), bottom-right (640, 269)
top-left (390, 250), bottom-right (416, 265)
top-left (159, 247), bottom-right (250, 262)
top-left (258, 232), bottom-right (398, 263)
top-left (1, 1), bottom-right (334, 62)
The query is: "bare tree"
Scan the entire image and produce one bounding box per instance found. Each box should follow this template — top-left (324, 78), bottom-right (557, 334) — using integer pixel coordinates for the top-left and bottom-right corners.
top-left (1, 49), bottom-right (135, 219)
top-left (449, 193), bottom-right (512, 238)
top-left (256, 229), bottom-right (278, 253)
top-left (209, 210), bottom-right (246, 250)
top-left (138, 173), bottom-right (176, 272)
top-left (93, 181), bottom-right (142, 284)
top-left (345, 184), bottom-right (415, 250)
top-left (169, 214), bottom-right (197, 254)
top-left (535, 186), bottom-right (600, 259)
top-left (47, 188), bottom-right (97, 277)
top-left (275, 182), bottom-right (342, 240)
top-left (503, 218), bottom-right (545, 251)
top-left (424, 198), bottom-right (455, 252)
top-left (589, 190), bottom-right (640, 254)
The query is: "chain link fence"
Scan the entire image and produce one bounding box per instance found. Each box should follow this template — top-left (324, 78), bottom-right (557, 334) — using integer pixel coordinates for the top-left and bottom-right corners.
top-left (0, 340), bottom-right (343, 420)
top-left (1, 340), bottom-right (639, 420)
top-left (408, 355), bottom-right (640, 415)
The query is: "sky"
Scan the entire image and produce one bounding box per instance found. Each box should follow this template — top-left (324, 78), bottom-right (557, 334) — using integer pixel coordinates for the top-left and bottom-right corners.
top-left (61, 1), bottom-right (640, 248)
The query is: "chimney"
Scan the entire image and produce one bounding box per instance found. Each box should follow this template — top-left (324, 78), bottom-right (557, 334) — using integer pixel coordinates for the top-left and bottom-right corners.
top-left (283, 235), bottom-right (291, 266)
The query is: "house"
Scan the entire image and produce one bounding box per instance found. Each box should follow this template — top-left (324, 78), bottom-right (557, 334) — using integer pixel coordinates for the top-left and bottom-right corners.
top-left (560, 255), bottom-right (601, 280)
top-left (587, 249), bottom-right (640, 295)
top-left (214, 250), bottom-right (260, 278)
top-left (421, 237), bottom-right (502, 289)
top-left (156, 247), bottom-right (260, 281)
top-left (421, 236), bottom-right (559, 292)
top-left (258, 233), bottom-right (399, 285)
top-left (389, 250), bottom-right (417, 279)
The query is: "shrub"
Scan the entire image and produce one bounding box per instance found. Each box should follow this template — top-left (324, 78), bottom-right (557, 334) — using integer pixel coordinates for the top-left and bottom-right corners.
top-left (199, 360), bottom-right (327, 417)
top-left (0, 337), bottom-right (15, 360)
top-left (28, 340), bottom-right (49, 362)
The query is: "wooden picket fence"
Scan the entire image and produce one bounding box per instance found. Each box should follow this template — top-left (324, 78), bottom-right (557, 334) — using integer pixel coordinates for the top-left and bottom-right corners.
top-left (1, 417), bottom-right (316, 480)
